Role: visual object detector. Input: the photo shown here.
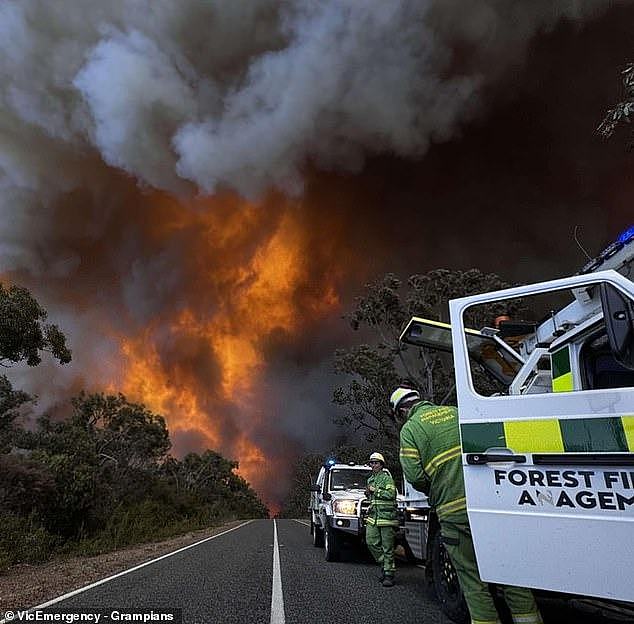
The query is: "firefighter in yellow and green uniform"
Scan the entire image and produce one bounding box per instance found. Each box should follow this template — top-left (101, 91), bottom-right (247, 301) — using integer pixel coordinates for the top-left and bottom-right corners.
top-left (393, 387), bottom-right (543, 624)
top-left (365, 451), bottom-right (399, 587)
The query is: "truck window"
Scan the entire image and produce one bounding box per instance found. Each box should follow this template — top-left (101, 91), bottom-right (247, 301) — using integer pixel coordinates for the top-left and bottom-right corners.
top-left (329, 469), bottom-right (371, 490)
top-left (463, 282), bottom-right (634, 397)
top-left (581, 331), bottom-right (634, 389)
top-left (399, 318), bottom-right (524, 400)
top-left (466, 334), bottom-right (522, 396)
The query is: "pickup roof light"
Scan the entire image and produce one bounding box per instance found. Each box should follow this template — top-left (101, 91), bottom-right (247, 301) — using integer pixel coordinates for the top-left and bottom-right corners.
top-left (617, 224), bottom-right (634, 245)
top-left (579, 224), bottom-right (633, 274)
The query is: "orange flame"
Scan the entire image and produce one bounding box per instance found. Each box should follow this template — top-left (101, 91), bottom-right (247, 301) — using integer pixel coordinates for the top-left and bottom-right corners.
top-left (108, 193), bottom-right (340, 505)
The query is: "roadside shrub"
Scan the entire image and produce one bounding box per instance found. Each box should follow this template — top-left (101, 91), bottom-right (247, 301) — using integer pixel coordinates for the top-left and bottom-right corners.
top-left (75, 499), bottom-right (212, 555)
top-left (0, 513), bottom-right (59, 570)
top-left (0, 548), bottom-right (11, 573)
top-left (0, 454), bottom-right (56, 518)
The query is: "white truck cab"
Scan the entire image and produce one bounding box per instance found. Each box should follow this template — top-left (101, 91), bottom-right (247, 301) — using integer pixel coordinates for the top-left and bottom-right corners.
top-left (309, 460), bottom-right (372, 561)
top-left (400, 225), bottom-right (634, 611)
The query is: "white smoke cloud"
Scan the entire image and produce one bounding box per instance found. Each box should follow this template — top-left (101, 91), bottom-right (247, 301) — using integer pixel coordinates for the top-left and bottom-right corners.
top-left (73, 29), bottom-right (197, 191)
top-left (0, 0), bottom-right (624, 207)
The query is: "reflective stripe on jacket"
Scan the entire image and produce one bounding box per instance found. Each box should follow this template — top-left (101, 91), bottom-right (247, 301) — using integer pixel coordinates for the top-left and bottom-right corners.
top-left (366, 468), bottom-right (399, 526)
top-left (399, 402), bottom-right (468, 523)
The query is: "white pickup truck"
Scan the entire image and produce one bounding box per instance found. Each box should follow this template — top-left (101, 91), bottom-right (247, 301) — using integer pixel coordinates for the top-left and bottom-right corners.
top-left (309, 457), bottom-right (470, 620)
top-left (309, 460), bottom-right (372, 561)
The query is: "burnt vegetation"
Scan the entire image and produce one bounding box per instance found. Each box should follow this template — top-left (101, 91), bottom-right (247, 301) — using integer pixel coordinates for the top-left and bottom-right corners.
top-left (0, 282), bottom-right (267, 572)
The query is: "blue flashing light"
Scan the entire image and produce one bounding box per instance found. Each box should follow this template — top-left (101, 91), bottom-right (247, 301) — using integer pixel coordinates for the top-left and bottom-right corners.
top-left (325, 458), bottom-right (336, 468)
top-left (616, 225), bottom-right (634, 245)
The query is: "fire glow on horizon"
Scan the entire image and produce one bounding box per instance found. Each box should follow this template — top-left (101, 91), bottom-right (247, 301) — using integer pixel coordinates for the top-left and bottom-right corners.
top-left (106, 193), bottom-right (340, 504)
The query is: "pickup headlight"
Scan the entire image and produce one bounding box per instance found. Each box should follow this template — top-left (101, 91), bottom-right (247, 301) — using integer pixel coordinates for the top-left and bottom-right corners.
top-left (333, 499), bottom-right (357, 515)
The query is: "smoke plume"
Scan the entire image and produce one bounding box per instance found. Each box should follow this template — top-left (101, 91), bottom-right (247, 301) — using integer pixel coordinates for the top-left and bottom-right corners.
top-left (1, 0), bottom-right (633, 505)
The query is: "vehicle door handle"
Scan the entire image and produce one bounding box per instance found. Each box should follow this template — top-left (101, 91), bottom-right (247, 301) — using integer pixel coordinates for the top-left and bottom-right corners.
top-left (466, 453), bottom-right (527, 465)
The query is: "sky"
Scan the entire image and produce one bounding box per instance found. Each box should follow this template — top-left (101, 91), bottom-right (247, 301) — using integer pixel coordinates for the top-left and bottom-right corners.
top-left (1, 1), bottom-right (633, 506)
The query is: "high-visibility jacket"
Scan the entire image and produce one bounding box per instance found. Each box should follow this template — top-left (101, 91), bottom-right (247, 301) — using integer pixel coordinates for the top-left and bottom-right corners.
top-left (366, 468), bottom-right (398, 526)
top-left (399, 401), bottom-right (468, 523)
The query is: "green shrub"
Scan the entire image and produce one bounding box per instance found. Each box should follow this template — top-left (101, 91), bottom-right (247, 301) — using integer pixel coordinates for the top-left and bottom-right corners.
top-left (0, 513), bottom-right (58, 570)
top-left (0, 548), bottom-right (12, 573)
top-left (74, 499), bottom-right (217, 555)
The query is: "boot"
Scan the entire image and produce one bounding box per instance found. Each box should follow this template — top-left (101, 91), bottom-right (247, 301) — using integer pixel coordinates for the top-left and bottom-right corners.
top-left (377, 569), bottom-right (385, 582)
top-left (382, 573), bottom-right (394, 587)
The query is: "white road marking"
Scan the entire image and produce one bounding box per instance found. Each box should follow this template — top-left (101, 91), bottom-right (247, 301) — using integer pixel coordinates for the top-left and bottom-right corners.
top-left (1, 519), bottom-right (253, 622)
top-left (292, 519), bottom-right (310, 526)
top-left (270, 519), bottom-right (286, 624)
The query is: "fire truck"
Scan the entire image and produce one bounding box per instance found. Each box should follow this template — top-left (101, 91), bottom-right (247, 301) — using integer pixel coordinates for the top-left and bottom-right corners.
top-left (398, 225), bottom-right (634, 621)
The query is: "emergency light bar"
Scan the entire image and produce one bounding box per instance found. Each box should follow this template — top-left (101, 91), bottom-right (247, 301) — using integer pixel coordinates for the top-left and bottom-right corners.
top-left (579, 224), bottom-right (634, 275)
top-left (617, 224), bottom-right (634, 245)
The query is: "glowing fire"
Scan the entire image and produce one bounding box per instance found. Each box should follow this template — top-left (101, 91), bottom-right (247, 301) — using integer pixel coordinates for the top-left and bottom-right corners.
top-left (115, 328), bottom-right (221, 450)
top-left (109, 193), bottom-right (340, 505)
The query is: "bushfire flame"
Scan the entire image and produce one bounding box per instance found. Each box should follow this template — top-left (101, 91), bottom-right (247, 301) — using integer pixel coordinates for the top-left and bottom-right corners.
top-left (109, 193), bottom-right (339, 507)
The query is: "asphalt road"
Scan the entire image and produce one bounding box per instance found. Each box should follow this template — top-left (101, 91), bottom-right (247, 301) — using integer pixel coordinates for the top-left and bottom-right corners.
top-left (19, 519), bottom-right (626, 624)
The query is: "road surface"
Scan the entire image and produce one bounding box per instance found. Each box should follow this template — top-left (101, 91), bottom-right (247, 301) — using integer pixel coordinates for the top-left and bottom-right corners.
top-left (9, 519), bottom-right (624, 624)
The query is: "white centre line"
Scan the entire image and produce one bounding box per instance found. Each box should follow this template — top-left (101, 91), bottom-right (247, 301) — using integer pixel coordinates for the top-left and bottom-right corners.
top-left (270, 519), bottom-right (286, 624)
top-left (292, 519), bottom-right (310, 527)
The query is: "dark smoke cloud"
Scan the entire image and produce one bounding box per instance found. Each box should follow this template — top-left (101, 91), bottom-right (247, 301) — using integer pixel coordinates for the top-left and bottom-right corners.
top-left (1, 1), bottom-right (634, 503)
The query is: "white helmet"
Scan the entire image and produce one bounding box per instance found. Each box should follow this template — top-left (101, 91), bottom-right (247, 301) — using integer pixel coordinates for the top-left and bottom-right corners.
top-left (369, 452), bottom-right (386, 464)
top-left (390, 386), bottom-right (420, 412)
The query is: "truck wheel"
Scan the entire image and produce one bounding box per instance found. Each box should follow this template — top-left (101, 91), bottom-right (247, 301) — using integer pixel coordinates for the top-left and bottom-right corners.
top-left (401, 537), bottom-right (418, 563)
top-left (430, 529), bottom-right (469, 624)
top-left (312, 519), bottom-right (324, 547)
top-left (324, 524), bottom-right (340, 562)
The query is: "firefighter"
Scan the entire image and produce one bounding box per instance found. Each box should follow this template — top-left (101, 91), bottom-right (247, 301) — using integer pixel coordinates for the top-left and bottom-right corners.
top-left (365, 451), bottom-right (399, 587)
top-left (393, 386), bottom-right (543, 624)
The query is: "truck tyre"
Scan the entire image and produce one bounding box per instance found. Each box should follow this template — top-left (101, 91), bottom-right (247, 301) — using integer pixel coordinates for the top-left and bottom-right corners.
top-left (324, 523), bottom-right (341, 562)
top-left (430, 529), bottom-right (469, 624)
top-left (312, 519), bottom-right (324, 547)
top-left (401, 536), bottom-right (418, 564)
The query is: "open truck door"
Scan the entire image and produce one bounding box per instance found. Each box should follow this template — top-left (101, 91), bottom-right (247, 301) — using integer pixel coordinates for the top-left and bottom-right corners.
top-left (446, 270), bottom-right (634, 602)
top-left (400, 317), bottom-right (525, 390)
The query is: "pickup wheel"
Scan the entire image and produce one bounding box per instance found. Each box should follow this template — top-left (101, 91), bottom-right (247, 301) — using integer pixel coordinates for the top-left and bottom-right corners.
top-left (324, 523), bottom-right (341, 562)
top-left (312, 519), bottom-right (324, 547)
top-left (430, 529), bottom-right (469, 624)
top-left (402, 537), bottom-right (418, 564)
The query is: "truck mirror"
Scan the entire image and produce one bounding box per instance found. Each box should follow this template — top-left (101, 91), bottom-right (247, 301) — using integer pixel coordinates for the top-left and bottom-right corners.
top-left (310, 484), bottom-right (321, 492)
top-left (599, 283), bottom-right (634, 370)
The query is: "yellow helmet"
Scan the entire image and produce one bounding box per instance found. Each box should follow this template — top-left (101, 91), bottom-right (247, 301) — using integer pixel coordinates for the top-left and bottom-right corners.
top-left (389, 386), bottom-right (420, 412)
top-left (369, 452), bottom-right (386, 464)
